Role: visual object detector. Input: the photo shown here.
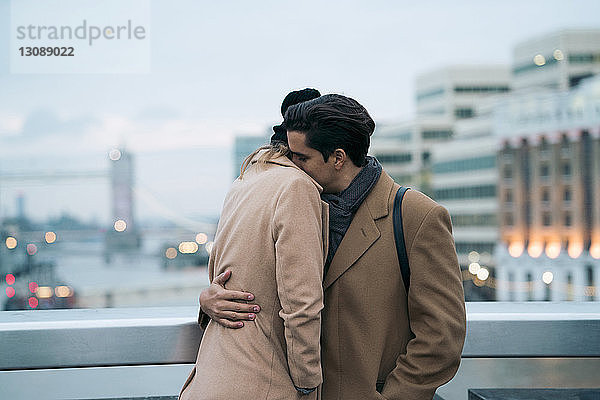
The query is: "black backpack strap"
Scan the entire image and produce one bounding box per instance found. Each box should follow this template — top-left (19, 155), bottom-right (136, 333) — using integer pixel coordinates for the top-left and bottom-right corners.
top-left (393, 186), bottom-right (410, 293)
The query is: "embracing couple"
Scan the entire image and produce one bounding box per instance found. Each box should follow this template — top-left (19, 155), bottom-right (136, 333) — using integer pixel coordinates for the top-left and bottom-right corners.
top-left (179, 89), bottom-right (466, 400)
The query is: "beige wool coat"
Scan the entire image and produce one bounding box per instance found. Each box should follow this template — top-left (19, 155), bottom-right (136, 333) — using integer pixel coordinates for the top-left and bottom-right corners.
top-left (320, 171), bottom-right (466, 400)
top-left (179, 152), bottom-right (329, 400)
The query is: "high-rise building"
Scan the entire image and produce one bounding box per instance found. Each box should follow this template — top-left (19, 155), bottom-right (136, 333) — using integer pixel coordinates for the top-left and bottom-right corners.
top-left (416, 65), bottom-right (511, 121)
top-left (372, 66), bottom-right (510, 201)
top-left (494, 75), bottom-right (600, 301)
top-left (370, 117), bottom-right (453, 194)
top-left (430, 97), bottom-right (505, 300)
top-left (512, 29), bottom-right (600, 91)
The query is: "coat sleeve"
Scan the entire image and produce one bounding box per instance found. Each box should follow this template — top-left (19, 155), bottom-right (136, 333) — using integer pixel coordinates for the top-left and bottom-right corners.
top-left (381, 205), bottom-right (466, 400)
top-left (198, 242), bottom-right (217, 328)
top-left (272, 177), bottom-right (325, 390)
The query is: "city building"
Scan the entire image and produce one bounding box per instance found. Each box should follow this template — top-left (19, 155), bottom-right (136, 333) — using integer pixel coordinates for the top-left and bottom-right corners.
top-left (416, 65), bottom-right (511, 121)
top-left (430, 97), bottom-right (505, 300)
top-left (512, 28), bottom-right (600, 91)
top-left (370, 116), bottom-right (453, 194)
top-left (372, 65), bottom-right (511, 197)
top-left (494, 75), bottom-right (600, 301)
top-left (233, 132), bottom-right (269, 179)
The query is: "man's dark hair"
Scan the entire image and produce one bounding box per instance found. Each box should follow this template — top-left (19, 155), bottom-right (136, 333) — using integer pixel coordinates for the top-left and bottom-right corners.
top-left (283, 94), bottom-right (375, 167)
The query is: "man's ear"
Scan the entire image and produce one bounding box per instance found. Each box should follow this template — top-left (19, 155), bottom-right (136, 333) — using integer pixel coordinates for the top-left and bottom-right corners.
top-left (333, 149), bottom-right (347, 170)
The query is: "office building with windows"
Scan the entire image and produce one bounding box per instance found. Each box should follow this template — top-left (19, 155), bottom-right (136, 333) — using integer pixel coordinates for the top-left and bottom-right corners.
top-left (494, 75), bottom-right (600, 301)
top-left (416, 65), bottom-right (511, 121)
top-left (430, 96), bottom-right (505, 300)
top-left (512, 28), bottom-right (600, 91)
top-left (372, 65), bottom-right (510, 196)
top-left (370, 117), bottom-right (453, 194)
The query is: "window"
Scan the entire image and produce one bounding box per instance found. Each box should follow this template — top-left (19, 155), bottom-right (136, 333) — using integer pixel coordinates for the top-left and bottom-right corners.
top-left (568, 53), bottom-right (600, 64)
top-left (526, 272), bottom-right (534, 301)
top-left (541, 189), bottom-right (550, 203)
top-left (433, 155), bottom-right (496, 174)
top-left (567, 273), bottom-right (574, 301)
top-left (560, 134), bottom-right (570, 155)
top-left (564, 188), bottom-right (572, 203)
top-left (422, 130), bottom-right (453, 140)
top-left (586, 265), bottom-right (595, 301)
top-left (454, 107), bottom-right (474, 119)
top-left (504, 190), bottom-right (513, 204)
top-left (540, 163), bottom-right (550, 180)
top-left (564, 212), bottom-right (572, 227)
top-left (543, 212), bottom-right (552, 226)
top-left (505, 213), bottom-right (514, 226)
top-left (376, 153), bottom-right (412, 164)
top-left (562, 162), bottom-right (572, 177)
top-left (451, 213), bottom-right (497, 227)
top-left (434, 185), bottom-right (497, 200)
top-left (503, 166), bottom-right (513, 180)
top-left (454, 85), bottom-right (510, 94)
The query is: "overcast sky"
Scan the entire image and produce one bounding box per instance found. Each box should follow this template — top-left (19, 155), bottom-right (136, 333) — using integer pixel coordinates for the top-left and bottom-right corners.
top-left (1, 0), bottom-right (599, 223)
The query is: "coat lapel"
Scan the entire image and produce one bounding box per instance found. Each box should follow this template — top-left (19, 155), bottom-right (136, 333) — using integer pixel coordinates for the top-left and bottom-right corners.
top-left (323, 203), bottom-right (380, 289)
top-left (322, 172), bottom-right (396, 290)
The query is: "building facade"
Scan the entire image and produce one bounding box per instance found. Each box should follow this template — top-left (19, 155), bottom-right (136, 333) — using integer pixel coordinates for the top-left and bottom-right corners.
top-left (512, 29), bottom-right (600, 91)
top-left (494, 75), bottom-right (600, 301)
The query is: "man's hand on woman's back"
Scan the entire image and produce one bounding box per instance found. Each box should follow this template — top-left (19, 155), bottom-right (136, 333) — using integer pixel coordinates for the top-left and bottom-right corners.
top-left (199, 270), bottom-right (261, 329)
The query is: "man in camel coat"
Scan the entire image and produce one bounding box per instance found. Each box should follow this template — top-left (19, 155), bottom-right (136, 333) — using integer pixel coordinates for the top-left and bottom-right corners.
top-left (193, 93), bottom-right (466, 400)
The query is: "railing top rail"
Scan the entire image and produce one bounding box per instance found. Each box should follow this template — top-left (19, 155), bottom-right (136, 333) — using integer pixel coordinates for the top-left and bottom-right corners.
top-left (1, 302), bottom-right (599, 371)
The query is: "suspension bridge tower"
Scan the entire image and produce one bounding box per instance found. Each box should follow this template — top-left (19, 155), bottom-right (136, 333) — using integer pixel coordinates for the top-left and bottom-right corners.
top-left (104, 148), bottom-right (141, 257)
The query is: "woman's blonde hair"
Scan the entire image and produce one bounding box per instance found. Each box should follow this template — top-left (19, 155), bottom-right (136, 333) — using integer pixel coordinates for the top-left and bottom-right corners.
top-left (239, 142), bottom-right (290, 179)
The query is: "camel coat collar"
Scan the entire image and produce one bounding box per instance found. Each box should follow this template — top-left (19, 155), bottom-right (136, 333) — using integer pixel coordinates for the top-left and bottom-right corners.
top-left (323, 172), bottom-right (395, 289)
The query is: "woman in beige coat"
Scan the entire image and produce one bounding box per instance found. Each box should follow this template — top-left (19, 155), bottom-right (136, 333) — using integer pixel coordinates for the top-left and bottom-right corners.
top-left (179, 139), bottom-right (328, 399)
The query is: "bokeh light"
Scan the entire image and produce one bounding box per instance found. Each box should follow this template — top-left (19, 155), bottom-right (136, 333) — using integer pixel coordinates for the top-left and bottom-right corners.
top-left (55, 286), bottom-right (72, 297)
top-left (179, 241), bottom-right (199, 254)
top-left (26, 243), bottom-right (38, 256)
top-left (195, 233), bottom-right (208, 245)
top-left (545, 242), bottom-right (561, 259)
top-left (165, 247), bottom-right (178, 259)
top-left (476, 268), bottom-right (490, 281)
top-left (508, 242), bottom-right (524, 258)
top-left (527, 242), bottom-right (543, 258)
top-left (114, 220), bottom-right (127, 232)
top-left (468, 251), bottom-right (480, 263)
top-left (109, 148), bottom-right (122, 161)
top-left (5, 237), bottom-right (17, 249)
top-left (28, 297), bottom-right (39, 308)
top-left (468, 262), bottom-right (481, 275)
top-left (534, 54), bottom-right (546, 66)
top-left (36, 286), bottom-right (53, 299)
top-left (45, 231), bottom-right (57, 244)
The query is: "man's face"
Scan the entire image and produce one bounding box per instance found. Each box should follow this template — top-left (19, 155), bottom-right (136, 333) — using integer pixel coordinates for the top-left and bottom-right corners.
top-left (287, 130), bottom-right (337, 193)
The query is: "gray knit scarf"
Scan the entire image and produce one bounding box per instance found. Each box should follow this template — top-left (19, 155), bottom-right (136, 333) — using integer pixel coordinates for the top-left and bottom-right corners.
top-left (321, 156), bottom-right (382, 273)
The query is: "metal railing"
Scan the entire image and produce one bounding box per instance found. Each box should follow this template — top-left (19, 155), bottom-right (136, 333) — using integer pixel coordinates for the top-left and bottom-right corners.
top-left (0, 302), bottom-right (599, 399)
